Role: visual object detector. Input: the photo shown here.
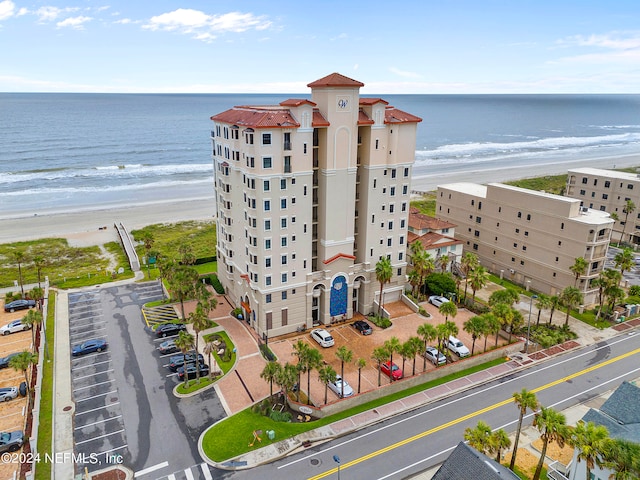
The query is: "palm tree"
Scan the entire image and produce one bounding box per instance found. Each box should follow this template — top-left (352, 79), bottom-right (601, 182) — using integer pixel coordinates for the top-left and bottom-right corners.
top-left (463, 315), bottom-right (486, 356)
top-left (489, 429), bottom-right (511, 463)
top-left (139, 231), bottom-right (155, 278)
top-left (167, 265), bottom-right (199, 320)
top-left (9, 350), bottom-right (37, 397)
top-left (383, 337), bottom-right (401, 382)
top-left (371, 347), bottom-right (387, 387)
top-left (534, 294), bottom-right (551, 326)
top-left (317, 364), bottom-right (337, 405)
top-left (335, 346), bottom-right (353, 398)
top-left (489, 288), bottom-right (519, 307)
top-left (570, 420), bottom-right (609, 480)
top-left (260, 361), bottom-right (281, 397)
top-left (438, 254), bottom-right (450, 273)
top-left (22, 309), bottom-right (43, 352)
top-left (375, 257), bottom-right (393, 316)
top-left (408, 269), bottom-right (421, 297)
top-left (175, 331), bottom-right (195, 387)
top-left (570, 257), bottom-right (589, 287)
top-left (30, 286), bottom-right (45, 311)
top-left (548, 295), bottom-right (560, 326)
top-left (468, 265), bottom-right (489, 304)
top-left (275, 362), bottom-right (299, 400)
top-left (188, 305), bottom-right (210, 383)
top-left (437, 321), bottom-right (458, 363)
top-left (203, 340), bottom-right (219, 378)
top-left (398, 341), bottom-right (413, 376)
top-left (559, 286), bottom-right (584, 327)
top-left (532, 407), bottom-right (568, 480)
top-left (291, 340), bottom-right (310, 402)
top-left (464, 420), bottom-right (493, 455)
top-left (601, 438), bottom-right (640, 479)
top-left (620, 199), bottom-right (636, 243)
top-left (492, 303), bottom-right (514, 343)
top-left (614, 247), bottom-right (635, 277)
top-left (13, 250), bottom-right (26, 296)
top-left (510, 388), bottom-right (539, 470)
top-left (178, 243), bottom-right (197, 266)
top-left (417, 323), bottom-right (438, 370)
top-left (406, 336), bottom-right (423, 376)
top-left (481, 313), bottom-right (499, 352)
top-left (32, 254), bottom-right (46, 288)
top-left (304, 349), bottom-right (323, 405)
top-left (460, 252), bottom-right (479, 302)
top-left (355, 358), bottom-right (366, 394)
top-left (438, 301), bottom-right (458, 323)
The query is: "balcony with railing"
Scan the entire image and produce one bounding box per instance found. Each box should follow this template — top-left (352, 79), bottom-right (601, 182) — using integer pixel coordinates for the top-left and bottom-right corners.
top-left (283, 141), bottom-right (292, 151)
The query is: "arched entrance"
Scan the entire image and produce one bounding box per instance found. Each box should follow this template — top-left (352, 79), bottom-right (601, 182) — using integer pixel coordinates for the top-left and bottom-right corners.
top-left (330, 275), bottom-right (348, 319)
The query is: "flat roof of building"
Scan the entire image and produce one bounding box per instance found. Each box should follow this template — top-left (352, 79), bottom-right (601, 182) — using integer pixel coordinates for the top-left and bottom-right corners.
top-left (438, 182), bottom-right (488, 197)
top-left (569, 167), bottom-right (640, 181)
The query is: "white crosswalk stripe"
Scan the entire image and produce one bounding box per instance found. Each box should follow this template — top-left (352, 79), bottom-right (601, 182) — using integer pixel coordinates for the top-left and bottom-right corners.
top-left (156, 463), bottom-right (212, 480)
top-left (185, 467), bottom-right (195, 480)
top-left (200, 463), bottom-right (212, 480)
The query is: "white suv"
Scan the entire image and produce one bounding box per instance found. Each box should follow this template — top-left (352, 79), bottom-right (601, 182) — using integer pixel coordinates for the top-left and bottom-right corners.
top-left (447, 336), bottom-right (470, 358)
top-left (310, 328), bottom-right (334, 348)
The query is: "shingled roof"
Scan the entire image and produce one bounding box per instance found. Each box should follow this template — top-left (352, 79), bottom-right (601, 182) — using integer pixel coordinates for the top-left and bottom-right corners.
top-left (210, 107), bottom-right (299, 129)
top-left (432, 442), bottom-right (520, 480)
top-left (582, 381), bottom-right (640, 443)
top-left (307, 72), bottom-right (365, 88)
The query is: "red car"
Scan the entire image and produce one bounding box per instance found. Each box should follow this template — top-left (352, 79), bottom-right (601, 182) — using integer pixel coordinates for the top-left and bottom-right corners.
top-left (380, 361), bottom-right (403, 380)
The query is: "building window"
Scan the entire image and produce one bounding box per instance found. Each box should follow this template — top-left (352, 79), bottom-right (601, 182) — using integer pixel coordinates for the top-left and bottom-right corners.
top-left (266, 294), bottom-right (271, 303)
top-left (282, 273), bottom-right (287, 283)
top-left (281, 237), bottom-right (287, 247)
top-left (473, 243), bottom-right (478, 250)
top-left (580, 189), bottom-right (586, 195)
top-left (605, 181), bottom-right (610, 188)
top-left (629, 184), bottom-right (634, 190)
top-left (265, 239), bottom-right (271, 249)
top-left (266, 276), bottom-right (271, 286)
top-left (476, 216), bottom-right (481, 223)
top-left (281, 179), bottom-right (287, 190)
top-left (282, 291), bottom-right (287, 300)
top-left (404, 167), bottom-right (409, 177)
top-left (400, 219), bottom-right (405, 228)
top-left (388, 221), bottom-right (393, 230)
top-left (390, 187), bottom-right (396, 196)
top-left (391, 169), bottom-right (396, 179)
top-left (399, 252), bottom-right (403, 260)
top-left (526, 214), bottom-right (531, 221)
top-left (264, 200), bottom-right (271, 211)
top-left (281, 255), bottom-right (287, 265)
top-left (262, 133), bottom-right (271, 145)
top-left (281, 218), bottom-right (287, 228)
top-left (263, 180), bottom-right (270, 191)
top-left (375, 139), bottom-right (379, 149)
top-left (475, 230), bottom-right (480, 237)
top-left (281, 198), bottom-right (287, 209)
top-left (400, 236), bottom-right (404, 245)
top-left (387, 238), bottom-right (392, 246)
top-left (263, 157), bottom-right (272, 168)
top-left (265, 258), bottom-right (271, 268)
top-left (389, 204), bottom-right (395, 213)
top-left (265, 220), bottom-right (271, 231)
top-left (582, 177), bottom-right (588, 184)
top-left (517, 212), bottom-right (522, 218)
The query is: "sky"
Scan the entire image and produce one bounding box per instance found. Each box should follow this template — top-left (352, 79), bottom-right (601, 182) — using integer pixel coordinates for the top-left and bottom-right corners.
top-left (1, 0), bottom-right (639, 94)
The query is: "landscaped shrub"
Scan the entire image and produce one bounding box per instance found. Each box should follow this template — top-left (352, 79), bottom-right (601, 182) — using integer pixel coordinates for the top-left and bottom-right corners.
top-left (268, 410), bottom-right (292, 423)
top-left (424, 272), bottom-right (457, 297)
top-left (529, 324), bottom-right (577, 349)
top-left (207, 274), bottom-right (224, 294)
top-left (368, 315), bottom-right (392, 329)
top-left (259, 344), bottom-right (276, 361)
top-left (418, 306), bottom-right (429, 317)
top-left (195, 255), bottom-right (217, 265)
top-left (231, 307), bottom-right (243, 318)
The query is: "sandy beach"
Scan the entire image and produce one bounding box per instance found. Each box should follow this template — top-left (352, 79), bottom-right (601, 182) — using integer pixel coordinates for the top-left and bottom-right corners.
top-left (2, 153), bottom-right (640, 247)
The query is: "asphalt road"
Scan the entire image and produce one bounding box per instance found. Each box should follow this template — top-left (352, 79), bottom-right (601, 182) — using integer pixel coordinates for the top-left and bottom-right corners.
top-left (216, 331), bottom-right (640, 480)
top-left (69, 282), bottom-right (226, 479)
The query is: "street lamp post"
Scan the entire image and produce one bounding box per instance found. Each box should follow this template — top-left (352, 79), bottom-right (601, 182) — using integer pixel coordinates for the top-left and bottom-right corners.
top-left (526, 294), bottom-right (538, 354)
top-left (333, 455), bottom-right (341, 480)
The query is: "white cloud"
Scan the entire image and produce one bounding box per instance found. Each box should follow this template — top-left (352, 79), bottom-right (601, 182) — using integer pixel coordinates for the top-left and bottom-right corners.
top-left (142, 9), bottom-right (272, 41)
top-left (0, 0), bottom-right (15, 21)
top-left (56, 15), bottom-right (92, 30)
top-left (389, 67), bottom-right (422, 79)
top-left (553, 31), bottom-right (640, 66)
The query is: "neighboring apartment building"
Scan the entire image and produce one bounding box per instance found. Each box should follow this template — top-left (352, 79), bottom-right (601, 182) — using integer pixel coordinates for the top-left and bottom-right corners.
top-left (436, 183), bottom-right (615, 305)
top-left (211, 73), bottom-right (421, 339)
top-left (566, 167), bottom-right (640, 243)
top-left (407, 207), bottom-right (464, 271)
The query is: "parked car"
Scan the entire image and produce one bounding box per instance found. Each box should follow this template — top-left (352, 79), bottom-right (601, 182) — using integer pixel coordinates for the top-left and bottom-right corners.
top-left (352, 320), bottom-right (373, 335)
top-left (0, 353), bottom-right (21, 369)
top-left (158, 339), bottom-right (178, 355)
top-left (310, 328), bottom-right (334, 348)
top-left (0, 319), bottom-right (32, 335)
top-left (4, 300), bottom-right (36, 313)
top-left (428, 295), bottom-right (450, 307)
top-left (155, 323), bottom-right (187, 338)
top-left (0, 431), bottom-right (24, 453)
top-left (447, 336), bottom-right (470, 358)
top-left (177, 363), bottom-right (210, 381)
top-left (327, 375), bottom-right (354, 398)
top-left (72, 339), bottom-right (108, 356)
top-left (0, 387), bottom-right (18, 402)
top-left (423, 346), bottom-right (447, 366)
top-left (380, 361), bottom-right (403, 380)
top-left (168, 353), bottom-right (204, 372)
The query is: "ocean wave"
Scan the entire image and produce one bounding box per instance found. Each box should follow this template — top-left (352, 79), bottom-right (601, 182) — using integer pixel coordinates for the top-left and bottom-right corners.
top-left (414, 132), bottom-right (640, 166)
top-left (0, 162), bottom-right (213, 185)
top-left (0, 177), bottom-right (213, 196)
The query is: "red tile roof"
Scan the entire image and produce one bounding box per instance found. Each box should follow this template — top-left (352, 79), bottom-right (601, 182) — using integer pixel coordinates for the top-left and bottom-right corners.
top-left (210, 107), bottom-right (300, 129)
top-left (358, 109), bottom-right (374, 125)
top-left (359, 98), bottom-right (389, 106)
top-left (308, 72), bottom-right (365, 88)
top-left (280, 98), bottom-right (317, 107)
top-left (408, 209), bottom-right (457, 231)
top-left (385, 107), bottom-right (422, 124)
top-left (312, 109), bottom-right (330, 127)
top-left (323, 253), bottom-right (357, 265)
top-left (410, 232), bottom-right (463, 250)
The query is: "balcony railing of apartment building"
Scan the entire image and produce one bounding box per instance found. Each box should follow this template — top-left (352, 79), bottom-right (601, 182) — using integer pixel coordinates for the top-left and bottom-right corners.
top-left (283, 141), bottom-right (292, 151)
top-left (311, 271), bottom-right (324, 281)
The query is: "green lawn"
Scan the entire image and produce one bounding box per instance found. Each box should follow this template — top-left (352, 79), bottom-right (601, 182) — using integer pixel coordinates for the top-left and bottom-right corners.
top-left (410, 192), bottom-right (437, 216)
top-left (131, 220), bottom-right (216, 261)
top-left (176, 376), bottom-right (216, 394)
top-left (35, 293), bottom-right (56, 480)
top-left (203, 331), bottom-right (236, 373)
top-left (202, 357), bottom-right (507, 461)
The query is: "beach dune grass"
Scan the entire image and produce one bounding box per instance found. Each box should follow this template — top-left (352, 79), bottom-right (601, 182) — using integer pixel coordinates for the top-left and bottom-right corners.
top-left (131, 220), bottom-right (217, 261)
top-left (0, 238), bottom-right (131, 289)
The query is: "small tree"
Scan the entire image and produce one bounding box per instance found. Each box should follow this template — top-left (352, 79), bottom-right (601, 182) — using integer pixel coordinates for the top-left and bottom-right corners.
top-left (463, 315), bottom-right (486, 356)
top-left (22, 309), bottom-right (43, 352)
top-left (9, 350), bottom-right (37, 397)
top-left (32, 254), bottom-right (46, 288)
top-left (438, 301), bottom-right (458, 323)
top-left (317, 364), bottom-right (337, 405)
top-left (175, 331), bottom-right (195, 387)
top-left (570, 257), bottom-right (588, 287)
top-left (560, 286), bottom-right (584, 327)
top-left (375, 257), bottom-right (393, 316)
top-left (406, 336), bottom-right (423, 376)
top-left (510, 388), bottom-right (539, 470)
top-left (468, 265), bottom-right (489, 304)
top-left (570, 420), bottom-right (610, 480)
top-left (417, 322), bottom-right (438, 370)
top-left (13, 250), bottom-right (26, 296)
top-left (260, 361), bottom-right (281, 397)
top-left (383, 337), bottom-right (401, 382)
top-left (335, 346), bottom-right (353, 399)
top-left (532, 407), bottom-right (568, 480)
top-left (371, 347), bottom-right (387, 387)
top-left (355, 358), bottom-right (366, 394)
top-left (460, 252), bottom-right (480, 302)
top-left (620, 199), bottom-right (636, 243)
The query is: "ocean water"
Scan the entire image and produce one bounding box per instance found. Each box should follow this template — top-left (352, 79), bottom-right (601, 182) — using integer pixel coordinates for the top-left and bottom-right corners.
top-left (1, 93), bottom-right (639, 217)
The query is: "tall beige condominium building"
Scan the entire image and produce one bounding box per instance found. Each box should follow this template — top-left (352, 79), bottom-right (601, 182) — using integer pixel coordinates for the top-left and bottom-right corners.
top-left (210, 73), bottom-right (422, 339)
top-left (566, 167), bottom-right (640, 243)
top-left (436, 183), bottom-right (614, 305)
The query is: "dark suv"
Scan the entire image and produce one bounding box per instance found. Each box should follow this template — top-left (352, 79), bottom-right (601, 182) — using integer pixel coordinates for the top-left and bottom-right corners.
top-left (155, 323), bottom-right (187, 338)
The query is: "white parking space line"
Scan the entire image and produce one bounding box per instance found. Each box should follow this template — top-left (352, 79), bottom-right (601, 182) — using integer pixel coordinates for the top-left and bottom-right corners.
top-left (70, 320), bottom-right (106, 330)
top-left (0, 338), bottom-right (32, 347)
top-left (165, 372), bottom-right (178, 378)
top-left (75, 390), bottom-right (118, 403)
top-left (73, 379), bottom-right (115, 392)
top-left (72, 359), bottom-right (112, 371)
top-left (75, 402), bottom-right (120, 416)
top-left (72, 351), bottom-right (110, 363)
top-left (75, 415), bottom-right (122, 430)
top-left (70, 328), bottom-right (106, 339)
top-left (201, 463), bottom-right (213, 480)
top-left (76, 428), bottom-right (125, 445)
top-left (74, 368), bottom-right (114, 381)
top-left (134, 461), bottom-right (169, 477)
top-left (167, 475), bottom-right (176, 480)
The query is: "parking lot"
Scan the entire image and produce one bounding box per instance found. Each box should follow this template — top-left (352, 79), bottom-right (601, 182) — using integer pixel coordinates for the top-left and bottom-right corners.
top-left (67, 282), bottom-right (223, 479)
top-left (0, 300), bottom-right (33, 480)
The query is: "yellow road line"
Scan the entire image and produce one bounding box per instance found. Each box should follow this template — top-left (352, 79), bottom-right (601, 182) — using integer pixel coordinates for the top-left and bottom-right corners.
top-left (307, 347), bottom-right (640, 480)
